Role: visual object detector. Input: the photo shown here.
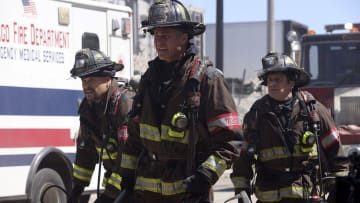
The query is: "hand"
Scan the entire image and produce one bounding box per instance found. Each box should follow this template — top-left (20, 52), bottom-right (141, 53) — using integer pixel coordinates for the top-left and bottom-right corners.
top-left (120, 176), bottom-right (135, 192)
top-left (183, 172), bottom-right (211, 196)
top-left (94, 194), bottom-right (114, 203)
top-left (67, 184), bottom-right (84, 203)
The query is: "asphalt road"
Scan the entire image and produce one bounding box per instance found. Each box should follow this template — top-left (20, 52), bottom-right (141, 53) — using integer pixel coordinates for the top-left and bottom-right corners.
top-left (213, 169), bottom-right (256, 203)
top-left (213, 169), bottom-right (237, 203)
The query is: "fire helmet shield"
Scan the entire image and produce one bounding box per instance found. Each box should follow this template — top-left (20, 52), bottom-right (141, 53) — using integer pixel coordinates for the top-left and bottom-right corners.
top-left (258, 52), bottom-right (310, 88)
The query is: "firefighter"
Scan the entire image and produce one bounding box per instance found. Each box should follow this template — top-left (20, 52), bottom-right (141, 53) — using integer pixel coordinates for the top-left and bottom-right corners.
top-left (230, 52), bottom-right (348, 203)
top-left (68, 48), bottom-right (134, 203)
top-left (117, 0), bottom-right (243, 202)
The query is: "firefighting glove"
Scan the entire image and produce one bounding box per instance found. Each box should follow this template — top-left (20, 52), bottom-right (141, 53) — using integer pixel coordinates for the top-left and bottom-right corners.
top-left (67, 184), bottom-right (84, 203)
top-left (183, 172), bottom-right (211, 198)
top-left (94, 194), bottom-right (114, 203)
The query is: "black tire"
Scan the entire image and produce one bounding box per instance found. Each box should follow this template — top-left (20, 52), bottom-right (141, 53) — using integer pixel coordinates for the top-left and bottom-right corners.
top-left (30, 168), bottom-right (67, 203)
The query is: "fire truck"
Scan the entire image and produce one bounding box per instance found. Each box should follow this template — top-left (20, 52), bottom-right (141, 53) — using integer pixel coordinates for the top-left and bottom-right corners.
top-left (295, 23), bottom-right (360, 150)
top-left (0, 0), bottom-right (133, 202)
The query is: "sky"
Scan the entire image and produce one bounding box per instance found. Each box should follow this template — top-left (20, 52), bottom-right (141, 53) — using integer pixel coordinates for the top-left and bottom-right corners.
top-left (181, 0), bottom-right (359, 34)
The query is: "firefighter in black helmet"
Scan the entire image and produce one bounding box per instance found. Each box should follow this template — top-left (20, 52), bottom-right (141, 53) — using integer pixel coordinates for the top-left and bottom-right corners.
top-left (68, 48), bottom-right (134, 203)
top-left (117, 0), bottom-right (242, 203)
top-left (230, 52), bottom-right (348, 203)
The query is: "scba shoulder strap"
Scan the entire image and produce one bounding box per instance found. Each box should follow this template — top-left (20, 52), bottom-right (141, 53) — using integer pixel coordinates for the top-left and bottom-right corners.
top-left (110, 85), bottom-right (129, 116)
top-left (185, 57), bottom-right (215, 110)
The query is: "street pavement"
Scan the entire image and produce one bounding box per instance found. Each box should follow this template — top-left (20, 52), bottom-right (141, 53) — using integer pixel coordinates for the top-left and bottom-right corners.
top-left (213, 169), bottom-right (237, 203)
top-left (214, 169), bottom-right (256, 203)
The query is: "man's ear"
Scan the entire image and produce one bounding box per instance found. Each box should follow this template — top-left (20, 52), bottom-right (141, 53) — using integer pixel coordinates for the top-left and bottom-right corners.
top-left (180, 32), bottom-right (188, 45)
top-left (290, 80), bottom-right (296, 89)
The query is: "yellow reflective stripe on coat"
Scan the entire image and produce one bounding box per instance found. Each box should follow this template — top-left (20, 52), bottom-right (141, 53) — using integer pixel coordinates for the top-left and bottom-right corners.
top-left (259, 145), bottom-right (317, 162)
top-left (255, 185), bottom-right (310, 202)
top-left (96, 147), bottom-right (117, 160)
top-left (140, 123), bottom-right (161, 142)
top-left (102, 176), bottom-right (108, 188)
top-left (140, 123), bottom-right (189, 144)
top-left (335, 170), bottom-right (349, 177)
top-left (321, 127), bottom-right (339, 149)
top-left (161, 125), bottom-right (189, 144)
top-left (201, 155), bottom-right (227, 178)
top-left (121, 153), bottom-right (138, 170)
top-left (107, 173), bottom-right (122, 190)
top-left (207, 112), bottom-right (241, 134)
top-left (73, 164), bottom-right (93, 183)
top-left (134, 176), bottom-right (186, 195)
top-left (231, 176), bottom-right (250, 189)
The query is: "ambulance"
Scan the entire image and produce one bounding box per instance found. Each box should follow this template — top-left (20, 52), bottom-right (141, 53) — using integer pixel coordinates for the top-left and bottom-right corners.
top-left (0, 0), bottom-right (133, 202)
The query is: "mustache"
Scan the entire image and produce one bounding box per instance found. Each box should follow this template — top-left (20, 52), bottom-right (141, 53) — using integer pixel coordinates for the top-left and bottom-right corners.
top-left (83, 88), bottom-right (94, 93)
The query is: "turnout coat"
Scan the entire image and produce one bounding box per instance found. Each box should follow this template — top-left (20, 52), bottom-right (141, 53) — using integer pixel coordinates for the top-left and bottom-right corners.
top-left (73, 80), bottom-right (134, 198)
top-left (231, 91), bottom-right (348, 202)
top-left (120, 53), bottom-right (242, 201)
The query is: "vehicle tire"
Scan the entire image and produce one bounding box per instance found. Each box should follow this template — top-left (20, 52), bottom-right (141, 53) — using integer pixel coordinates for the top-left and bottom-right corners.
top-left (30, 168), bottom-right (67, 203)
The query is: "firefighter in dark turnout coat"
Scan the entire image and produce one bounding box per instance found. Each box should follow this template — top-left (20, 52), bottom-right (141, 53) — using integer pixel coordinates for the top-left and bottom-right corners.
top-left (230, 52), bottom-right (348, 203)
top-left (118, 0), bottom-right (243, 202)
top-left (68, 48), bottom-right (134, 203)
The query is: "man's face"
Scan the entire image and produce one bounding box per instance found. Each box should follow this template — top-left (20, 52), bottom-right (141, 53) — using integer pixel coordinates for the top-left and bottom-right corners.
top-left (266, 72), bottom-right (295, 101)
top-left (153, 27), bottom-right (188, 62)
top-left (81, 76), bottom-right (111, 103)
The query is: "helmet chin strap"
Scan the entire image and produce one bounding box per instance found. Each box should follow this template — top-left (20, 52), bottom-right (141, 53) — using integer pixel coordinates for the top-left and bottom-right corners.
top-left (101, 79), bottom-right (114, 115)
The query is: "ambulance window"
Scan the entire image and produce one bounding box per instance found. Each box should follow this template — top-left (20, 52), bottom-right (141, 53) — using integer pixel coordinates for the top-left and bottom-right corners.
top-left (308, 45), bottom-right (319, 80)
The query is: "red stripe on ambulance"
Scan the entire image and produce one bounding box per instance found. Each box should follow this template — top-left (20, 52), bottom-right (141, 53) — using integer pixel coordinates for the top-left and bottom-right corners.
top-left (0, 129), bottom-right (74, 147)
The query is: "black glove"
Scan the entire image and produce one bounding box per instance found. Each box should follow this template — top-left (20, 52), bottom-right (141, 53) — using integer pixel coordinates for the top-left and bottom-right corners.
top-left (67, 184), bottom-right (84, 203)
top-left (183, 172), bottom-right (211, 197)
top-left (120, 176), bottom-right (135, 192)
top-left (94, 194), bottom-right (114, 203)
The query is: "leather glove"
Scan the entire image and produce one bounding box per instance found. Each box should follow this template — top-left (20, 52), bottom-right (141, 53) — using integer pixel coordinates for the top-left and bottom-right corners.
top-left (94, 194), bottom-right (114, 203)
top-left (183, 172), bottom-right (211, 196)
top-left (67, 184), bottom-right (84, 203)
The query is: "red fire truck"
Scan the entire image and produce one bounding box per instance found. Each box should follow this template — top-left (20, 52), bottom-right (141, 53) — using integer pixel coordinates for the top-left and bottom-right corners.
top-left (298, 23), bottom-right (360, 150)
